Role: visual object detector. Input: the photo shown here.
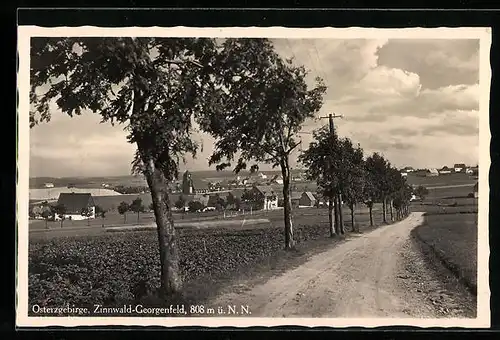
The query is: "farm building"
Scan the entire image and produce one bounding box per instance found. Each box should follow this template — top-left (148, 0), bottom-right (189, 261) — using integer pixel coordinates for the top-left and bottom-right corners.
top-left (427, 168), bottom-right (439, 177)
top-left (44, 182), bottom-right (54, 188)
top-left (299, 191), bottom-right (317, 207)
top-left (454, 163), bottom-right (466, 173)
top-left (439, 166), bottom-right (452, 175)
top-left (55, 193), bottom-right (95, 221)
top-left (253, 186), bottom-right (279, 210)
top-left (206, 192), bottom-right (232, 209)
top-left (401, 166), bottom-right (415, 173)
top-left (228, 188), bottom-right (246, 202)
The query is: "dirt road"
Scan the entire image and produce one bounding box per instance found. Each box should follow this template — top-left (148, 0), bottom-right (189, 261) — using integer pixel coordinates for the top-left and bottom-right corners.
top-left (208, 212), bottom-right (475, 318)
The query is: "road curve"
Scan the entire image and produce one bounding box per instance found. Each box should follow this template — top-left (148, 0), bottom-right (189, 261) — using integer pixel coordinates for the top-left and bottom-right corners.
top-left (208, 212), bottom-right (441, 318)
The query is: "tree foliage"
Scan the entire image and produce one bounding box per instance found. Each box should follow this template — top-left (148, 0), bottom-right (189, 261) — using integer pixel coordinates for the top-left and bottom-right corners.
top-left (31, 38), bottom-right (221, 179)
top-left (188, 200), bottom-right (204, 213)
top-left (198, 38), bottom-right (327, 249)
top-left (300, 127), bottom-right (366, 233)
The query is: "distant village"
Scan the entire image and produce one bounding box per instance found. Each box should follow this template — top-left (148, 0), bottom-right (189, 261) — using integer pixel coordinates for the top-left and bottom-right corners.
top-left (398, 163), bottom-right (479, 178)
top-left (30, 163), bottom-right (478, 222)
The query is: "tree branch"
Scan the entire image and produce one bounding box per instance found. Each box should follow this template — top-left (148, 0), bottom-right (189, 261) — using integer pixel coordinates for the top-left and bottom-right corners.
top-left (285, 141), bottom-right (301, 155)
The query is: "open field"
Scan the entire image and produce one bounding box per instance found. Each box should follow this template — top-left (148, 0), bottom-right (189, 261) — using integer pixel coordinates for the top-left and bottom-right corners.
top-left (29, 187), bottom-right (123, 201)
top-left (411, 184), bottom-right (478, 295)
top-left (29, 204), bottom-right (384, 235)
top-left (29, 175), bottom-right (148, 189)
top-left (28, 205), bottom-right (388, 314)
top-left (405, 173), bottom-right (477, 187)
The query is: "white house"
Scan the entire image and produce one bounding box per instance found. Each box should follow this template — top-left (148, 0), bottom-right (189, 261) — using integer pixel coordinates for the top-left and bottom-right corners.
top-left (400, 171), bottom-right (408, 177)
top-left (401, 166), bottom-right (415, 173)
top-left (54, 192), bottom-right (96, 221)
top-left (253, 186), bottom-right (279, 210)
top-left (258, 172), bottom-right (268, 180)
top-left (44, 182), bottom-right (54, 188)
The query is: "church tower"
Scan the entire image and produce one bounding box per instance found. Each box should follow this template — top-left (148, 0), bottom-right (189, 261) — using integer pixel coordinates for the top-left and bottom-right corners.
top-left (182, 170), bottom-right (193, 194)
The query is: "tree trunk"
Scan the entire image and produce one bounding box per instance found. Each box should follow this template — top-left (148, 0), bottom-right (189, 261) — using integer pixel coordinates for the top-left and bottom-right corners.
top-left (328, 197), bottom-right (335, 237)
top-left (137, 211), bottom-right (140, 223)
top-left (60, 219), bottom-right (63, 228)
top-left (280, 159), bottom-right (294, 249)
top-left (382, 197), bottom-right (387, 224)
top-left (368, 204), bottom-right (374, 226)
top-left (338, 193), bottom-right (345, 234)
top-left (389, 199), bottom-right (394, 222)
top-left (144, 158), bottom-right (182, 296)
top-left (333, 194), bottom-right (340, 235)
top-left (124, 213), bottom-right (127, 223)
top-left (45, 219), bottom-right (48, 229)
top-left (350, 203), bottom-right (356, 232)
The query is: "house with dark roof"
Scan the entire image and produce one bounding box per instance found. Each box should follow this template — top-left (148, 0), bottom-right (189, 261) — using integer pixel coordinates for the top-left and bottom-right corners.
top-left (253, 185), bottom-right (279, 210)
top-left (454, 163), bottom-right (467, 173)
top-left (206, 192), bottom-right (232, 209)
top-left (299, 191), bottom-right (317, 207)
top-left (56, 193), bottom-right (95, 221)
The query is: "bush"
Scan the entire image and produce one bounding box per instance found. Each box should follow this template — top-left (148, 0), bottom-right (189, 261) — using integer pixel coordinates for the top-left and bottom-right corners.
top-left (28, 224), bottom-right (331, 314)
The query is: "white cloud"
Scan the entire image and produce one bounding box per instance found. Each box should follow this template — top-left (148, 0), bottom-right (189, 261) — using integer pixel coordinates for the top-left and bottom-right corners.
top-left (29, 38), bottom-right (481, 176)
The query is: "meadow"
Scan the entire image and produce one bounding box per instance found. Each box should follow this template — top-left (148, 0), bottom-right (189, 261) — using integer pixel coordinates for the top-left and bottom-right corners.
top-left (405, 172), bottom-right (477, 187)
top-left (411, 184), bottom-right (479, 295)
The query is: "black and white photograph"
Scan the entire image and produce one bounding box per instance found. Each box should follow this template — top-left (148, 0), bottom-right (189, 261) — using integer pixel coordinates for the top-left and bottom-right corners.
top-left (17, 26), bottom-right (491, 328)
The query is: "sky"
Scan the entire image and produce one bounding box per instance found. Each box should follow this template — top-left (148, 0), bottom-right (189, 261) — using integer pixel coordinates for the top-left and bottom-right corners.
top-left (29, 38), bottom-right (481, 177)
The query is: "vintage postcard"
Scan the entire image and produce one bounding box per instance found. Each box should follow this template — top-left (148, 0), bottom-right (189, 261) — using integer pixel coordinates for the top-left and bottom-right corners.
top-left (17, 26), bottom-right (491, 328)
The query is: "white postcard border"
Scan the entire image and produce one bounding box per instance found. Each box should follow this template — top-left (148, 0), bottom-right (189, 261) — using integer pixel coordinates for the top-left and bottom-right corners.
top-left (17, 26), bottom-right (492, 328)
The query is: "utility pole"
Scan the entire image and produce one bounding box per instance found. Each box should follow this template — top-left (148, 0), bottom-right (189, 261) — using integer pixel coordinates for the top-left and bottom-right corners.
top-left (319, 112), bottom-right (344, 234)
top-left (320, 113), bottom-right (343, 135)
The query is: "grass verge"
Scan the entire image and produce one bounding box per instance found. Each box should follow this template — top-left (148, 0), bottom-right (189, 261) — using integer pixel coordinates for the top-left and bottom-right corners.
top-left (410, 213), bottom-right (478, 296)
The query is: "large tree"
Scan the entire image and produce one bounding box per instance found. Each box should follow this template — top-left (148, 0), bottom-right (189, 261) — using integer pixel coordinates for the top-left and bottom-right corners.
top-left (362, 161), bottom-right (378, 227)
top-left (130, 197), bottom-right (145, 223)
top-left (30, 37), bottom-right (222, 297)
top-left (339, 140), bottom-right (366, 233)
top-left (299, 126), bottom-right (342, 237)
top-left (199, 38), bottom-right (327, 249)
top-left (365, 152), bottom-right (391, 224)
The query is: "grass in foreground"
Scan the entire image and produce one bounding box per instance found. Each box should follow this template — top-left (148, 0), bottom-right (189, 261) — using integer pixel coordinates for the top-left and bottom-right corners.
top-left (411, 212), bottom-right (478, 295)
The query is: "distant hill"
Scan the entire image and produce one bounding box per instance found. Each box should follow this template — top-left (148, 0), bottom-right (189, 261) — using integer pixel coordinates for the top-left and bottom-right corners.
top-left (29, 169), bottom-right (307, 189)
top-left (29, 175), bottom-right (147, 189)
